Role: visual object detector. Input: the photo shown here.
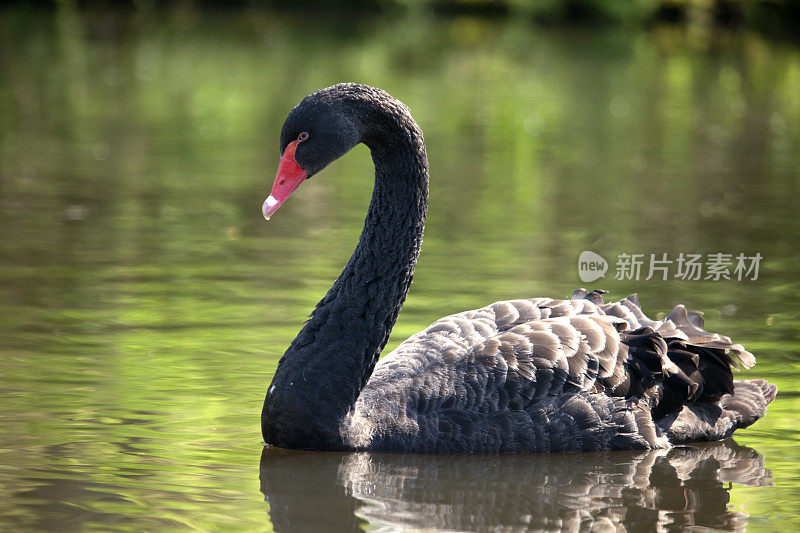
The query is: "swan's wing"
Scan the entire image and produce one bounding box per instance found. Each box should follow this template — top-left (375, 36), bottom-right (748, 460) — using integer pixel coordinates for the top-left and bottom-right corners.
top-left (593, 292), bottom-right (773, 440)
top-left (344, 292), bottom-right (773, 452)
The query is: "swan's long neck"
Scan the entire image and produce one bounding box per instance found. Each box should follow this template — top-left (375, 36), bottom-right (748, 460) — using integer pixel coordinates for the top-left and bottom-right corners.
top-left (262, 98), bottom-right (428, 450)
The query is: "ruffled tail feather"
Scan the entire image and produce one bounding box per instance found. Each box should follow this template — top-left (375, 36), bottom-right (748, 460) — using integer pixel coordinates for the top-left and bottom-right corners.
top-left (572, 289), bottom-right (776, 444)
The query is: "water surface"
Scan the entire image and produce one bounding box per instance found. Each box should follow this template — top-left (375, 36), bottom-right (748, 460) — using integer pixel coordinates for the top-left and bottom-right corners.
top-left (1, 6), bottom-right (799, 531)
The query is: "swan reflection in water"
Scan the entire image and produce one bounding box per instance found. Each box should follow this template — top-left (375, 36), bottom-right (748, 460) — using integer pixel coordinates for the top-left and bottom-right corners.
top-left (259, 439), bottom-right (771, 532)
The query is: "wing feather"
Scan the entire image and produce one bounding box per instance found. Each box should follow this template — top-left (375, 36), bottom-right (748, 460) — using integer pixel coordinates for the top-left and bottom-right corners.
top-left (343, 290), bottom-right (772, 452)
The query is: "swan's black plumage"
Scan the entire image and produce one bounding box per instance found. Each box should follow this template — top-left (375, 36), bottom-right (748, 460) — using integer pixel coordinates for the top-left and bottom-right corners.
top-left (261, 83), bottom-right (775, 453)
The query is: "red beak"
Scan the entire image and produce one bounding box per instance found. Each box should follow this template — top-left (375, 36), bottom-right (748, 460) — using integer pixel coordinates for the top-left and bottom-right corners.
top-left (262, 139), bottom-right (308, 220)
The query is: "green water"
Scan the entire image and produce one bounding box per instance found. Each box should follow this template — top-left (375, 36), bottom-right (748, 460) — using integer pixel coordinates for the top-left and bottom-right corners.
top-left (1, 6), bottom-right (799, 531)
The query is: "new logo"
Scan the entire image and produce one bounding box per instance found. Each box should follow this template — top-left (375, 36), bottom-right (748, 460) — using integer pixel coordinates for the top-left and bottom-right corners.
top-left (578, 251), bottom-right (608, 283)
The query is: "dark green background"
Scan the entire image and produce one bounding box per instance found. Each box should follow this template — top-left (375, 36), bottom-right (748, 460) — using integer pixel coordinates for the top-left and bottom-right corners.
top-left (1, 4), bottom-right (798, 530)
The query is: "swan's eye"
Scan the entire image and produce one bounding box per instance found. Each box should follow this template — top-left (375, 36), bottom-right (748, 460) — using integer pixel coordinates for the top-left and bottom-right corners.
top-left (298, 132), bottom-right (309, 142)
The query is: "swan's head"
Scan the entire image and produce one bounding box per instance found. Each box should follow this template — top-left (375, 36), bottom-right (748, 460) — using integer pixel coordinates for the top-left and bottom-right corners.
top-left (263, 86), bottom-right (362, 219)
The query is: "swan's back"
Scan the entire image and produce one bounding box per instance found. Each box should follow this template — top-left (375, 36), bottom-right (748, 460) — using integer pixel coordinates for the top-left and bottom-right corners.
top-left (342, 290), bottom-right (776, 453)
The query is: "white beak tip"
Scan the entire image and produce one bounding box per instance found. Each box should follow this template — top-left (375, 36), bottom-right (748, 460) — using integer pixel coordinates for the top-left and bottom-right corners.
top-left (262, 195), bottom-right (280, 220)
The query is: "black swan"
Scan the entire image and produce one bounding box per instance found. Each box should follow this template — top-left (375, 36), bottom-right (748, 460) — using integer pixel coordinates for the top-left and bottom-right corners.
top-left (260, 83), bottom-right (776, 453)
